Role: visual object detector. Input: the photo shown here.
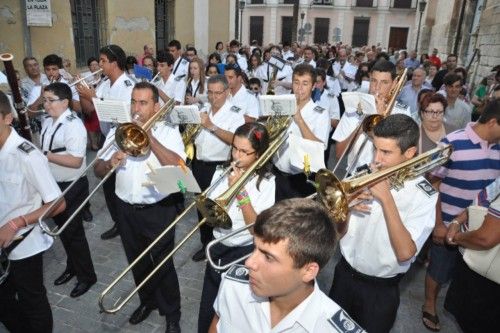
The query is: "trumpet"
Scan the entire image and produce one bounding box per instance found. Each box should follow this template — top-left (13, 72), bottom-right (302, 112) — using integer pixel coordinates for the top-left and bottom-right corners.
top-left (332, 68), bottom-right (408, 179)
top-left (37, 98), bottom-right (177, 237)
top-left (69, 69), bottom-right (103, 87)
top-left (98, 161), bottom-right (238, 314)
top-left (317, 144), bottom-right (452, 223)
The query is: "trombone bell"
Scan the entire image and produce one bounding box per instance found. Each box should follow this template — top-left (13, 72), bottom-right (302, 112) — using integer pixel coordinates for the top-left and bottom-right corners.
top-left (114, 123), bottom-right (151, 157)
top-left (195, 195), bottom-right (232, 229)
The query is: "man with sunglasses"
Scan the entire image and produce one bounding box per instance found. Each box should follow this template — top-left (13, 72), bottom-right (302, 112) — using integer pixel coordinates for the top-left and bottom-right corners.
top-left (191, 74), bottom-right (245, 262)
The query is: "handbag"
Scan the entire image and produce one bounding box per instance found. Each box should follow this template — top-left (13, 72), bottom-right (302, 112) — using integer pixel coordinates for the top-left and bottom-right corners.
top-left (462, 203), bottom-right (500, 284)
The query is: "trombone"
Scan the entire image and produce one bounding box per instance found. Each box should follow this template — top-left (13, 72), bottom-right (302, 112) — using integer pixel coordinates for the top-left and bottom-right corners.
top-left (98, 116), bottom-right (292, 313)
top-left (37, 98), bottom-right (177, 236)
top-left (331, 68), bottom-right (408, 179)
top-left (205, 144), bottom-right (452, 271)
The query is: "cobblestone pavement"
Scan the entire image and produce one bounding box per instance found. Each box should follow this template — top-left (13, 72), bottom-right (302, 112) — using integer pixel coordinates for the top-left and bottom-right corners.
top-left (1, 150), bottom-right (462, 333)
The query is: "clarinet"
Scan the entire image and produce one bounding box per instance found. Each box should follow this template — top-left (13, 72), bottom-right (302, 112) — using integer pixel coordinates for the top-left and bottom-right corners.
top-left (0, 53), bottom-right (32, 142)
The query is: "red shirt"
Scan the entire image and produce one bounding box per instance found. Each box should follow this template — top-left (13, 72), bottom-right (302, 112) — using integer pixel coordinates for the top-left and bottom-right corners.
top-left (429, 55), bottom-right (441, 69)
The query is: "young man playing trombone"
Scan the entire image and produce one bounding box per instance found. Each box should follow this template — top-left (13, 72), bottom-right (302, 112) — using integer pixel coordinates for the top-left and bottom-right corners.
top-left (94, 82), bottom-right (185, 332)
top-left (209, 198), bottom-right (365, 333)
top-left (329, 114), bottom-right (438, 333)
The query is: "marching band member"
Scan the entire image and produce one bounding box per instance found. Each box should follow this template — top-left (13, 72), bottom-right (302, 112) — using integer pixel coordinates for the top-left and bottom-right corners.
top-left (197, 122), bottom-right (276, 333)
top-left (94, 82), bottom-right (185, 332)
top-left (209, 199), bottom-right (365, 333)
top-left (40, 82), bottom-right (97, 297)
top-left (333, 60), bottom-right (411, 175)
top-left (191, 74), bottom-right (245, 262)
top-left (329, 114), bottom-right (437, 333)
top-left (168, 39), bottom-right (190, 82)
top-left (257, 46), bottom-right (293, 96)
top-left (225, 64), bottom-right (260, 122)
top-left (155, 50), bottom-right (185, 105)
top-left (272, 64), bottom-right (330, 201)
top-left (0, 91), bottom-right (65, 332)
top-left (183, 57), bottom-right (207, 107)
top-left (77, 44), bottom-right (134, 240)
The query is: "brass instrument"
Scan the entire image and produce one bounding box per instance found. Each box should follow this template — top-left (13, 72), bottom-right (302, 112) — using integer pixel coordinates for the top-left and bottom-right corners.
top-left (266, 65), bottom-right (278, 95)
top-left (37, 98), bottom-right (177, 237)
top-left (317, 144), bottom-right (452, 223)
top-left (69, 69), bottom-right (103, 88)
top-left (182, 123), bottom-right (201, 161)
top-left (332, 68), bottom-right (408, 179)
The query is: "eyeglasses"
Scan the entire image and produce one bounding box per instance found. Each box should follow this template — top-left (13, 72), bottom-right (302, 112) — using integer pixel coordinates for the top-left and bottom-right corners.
top-left (207, 90), bottom-right (226, 97)
top-left (42, 98), bottom-right (62, 104)
top-left (232, 146), bottom-right (256, 156)
top-left (423, 110), bottom-right (444, 117)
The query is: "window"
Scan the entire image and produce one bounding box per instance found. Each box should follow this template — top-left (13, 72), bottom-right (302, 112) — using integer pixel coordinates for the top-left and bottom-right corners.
top-left (155, 0), bottom-right (175, 52)
top-left (314, 18), bottom-right (329, 44)
top-left (250, 16), bottom-right (264, 45)
top-left (352, 17), bottom-right (370, 47)
top-left (313, 0), bottom-right (333, 4)
top-left (281, 16), bottom-right (293, 45)
top-left (283, 0), bottom-right (296, 4)
top-left (250, 0), bottom-right (264, 4)
top-left (393, 0), bottom-right (411, 8)
top-left (356, 0), bottom-right (373, 7)
top-left (70, 0), bottom-right (104, 67)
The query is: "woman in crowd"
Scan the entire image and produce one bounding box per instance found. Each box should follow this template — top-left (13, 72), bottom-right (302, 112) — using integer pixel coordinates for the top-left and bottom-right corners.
top-left (184, 58), bottom-right (207, 107)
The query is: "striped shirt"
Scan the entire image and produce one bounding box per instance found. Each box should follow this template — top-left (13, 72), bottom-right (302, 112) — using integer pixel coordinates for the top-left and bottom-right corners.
top-left (431, 123), bottom-right (500, 224)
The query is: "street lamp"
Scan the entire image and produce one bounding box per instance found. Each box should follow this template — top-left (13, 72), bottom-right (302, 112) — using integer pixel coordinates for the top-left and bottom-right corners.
top-left (239, 0), bottom-right (246, 43)
top-left (299, 12), bottom-right (305, 43)
top-left (415, 0), bottom-right (426, 51)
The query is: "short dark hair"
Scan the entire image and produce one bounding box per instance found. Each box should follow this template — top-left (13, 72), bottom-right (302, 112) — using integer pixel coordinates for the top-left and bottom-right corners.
top-left (371, 59), bottom-right (397, 79)
top-left (229, 40), bottom-right (240, 48)
top-left (126, 56), bottom-right (138, 67)
top-left (44, 82), bottom-right (73, 108)
top-left (248, 77), bottom-right (261, 87)
top-left (168, 39), bottom-right (182, 50)
top-left (205, 63), bottom-right (220, 76)
top-left (87, 57), bottom-right (98, 67)
top-left (0, 91), bottom-right (12, 116)
top-left (186, 46), bottom-right (197, 55)
top-left (208, 52), bottom-right (222, 64)
top-left (478, 99), bottom-right (500, 125)
top-left (43, 54), bottom-right (63, 68)
top-left (419, 93), bottom-right (448, 119)
top-left (293, 64), bottom-right (316, 83)
top-left (133, 81), bottom-right (159, 103)
top-left (224, 63), bottom-right (242, 76)
top-left (443, 73), bottom-right (462, 86)
top-left (373, 114), bottom-right (419, 153)
top-left (22, 56), bottom-right (37, 68)
top-left (156, 50), bottom-right (175, 66)
top-left (99, 44), bottom-right (126, 70)
top-left (254, 198), bottom-right (336, 269)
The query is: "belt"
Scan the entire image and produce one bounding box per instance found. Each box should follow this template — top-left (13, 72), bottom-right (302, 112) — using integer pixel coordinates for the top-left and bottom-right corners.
top-left (340, 256), bottom-right (404, 286)
top-left (196, 160), bottom-right (225, 166)
top-left (126, 194), bottom-right (180, 210)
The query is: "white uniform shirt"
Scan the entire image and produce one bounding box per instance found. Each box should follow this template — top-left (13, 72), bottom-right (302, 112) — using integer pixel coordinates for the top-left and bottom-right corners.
top-left (256, 64), bottom-right (293, 95)
top-left (99, 122), bottom-right (186, 204)
top-left (214, 265), bottom-right (366, 333)
top-left (27, 76), bottom-right (79, 106)
top-left (341, 176), bottom-right (437, 277)
top-left (155, 75), bottom-right (185, 104)
top-left (273, 99), bottom-right (330, 174)
top-left (172, 57), bottom-right (189, 81)
top-left (0, 130), bottom-right (59, 260)
top-left (331, 61), bottom-right (357, 91)
top-left (304, 59), bottom-right (316, 68)
top-left (210, 169), bottom-right (275, 247)
top-left (40, 109), bottom-right (87, 182)
top-left (228, 85), bottom-right (260, 118)
top-left (236, 54), bottom-right (248, 72)
top-left (185, 78), bottom-right (208, 105)
top-left (194, 101), bottom-right (245, 162)
top-left (332, 103), bottom-right (411, 172)
top-left (21, 74), bottom-right (48, 101)
top-left (95, 72), bottom-right (134, 136)
top-left (317, 89), bottom-right (341, 127)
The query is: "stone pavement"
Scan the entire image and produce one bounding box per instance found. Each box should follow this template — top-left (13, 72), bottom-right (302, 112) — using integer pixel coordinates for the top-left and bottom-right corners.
top-left (1, 150), bottom-right (463, 333)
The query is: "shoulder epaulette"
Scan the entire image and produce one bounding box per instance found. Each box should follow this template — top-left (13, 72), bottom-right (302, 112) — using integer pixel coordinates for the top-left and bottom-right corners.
top-left (66, 114), bottom-right (76, 121)
top-left (124, 79), bottom-right (133, 87)
top-left (230, 105), bottom-right (241, 113)
top-left (175, 74), bottom-right (186, 81)
top-left (313, 105), bottom-right (325, 113)
top-left (416, 179), bottom-right (437, 197)
top-left (396, 101), bottom-right (408, 109)
top-left (328, 309), bottom-right (366, 333)
top-left (224, 264), bottom-right (249, 284)
top-left (17, 142), bottom-right (36, 154)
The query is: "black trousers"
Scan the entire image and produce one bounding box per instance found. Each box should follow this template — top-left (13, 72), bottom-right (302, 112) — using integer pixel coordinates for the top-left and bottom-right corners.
top-left (273, 166), bottom-right (316, 202)
top-left (197, 242), bottom-right (254, 333)
top-left (116, 194), bottom-right (182, 321)
top-left (329, 256), bottom-right (402, 333)
top-left (102, 172), bottom-right (119, 224)
top-left (192, 159), bottom-right (224, 247)
top-left (54, 177), bottom-right (96, 283)
top-left (0, 252), bottom-right (52, 333)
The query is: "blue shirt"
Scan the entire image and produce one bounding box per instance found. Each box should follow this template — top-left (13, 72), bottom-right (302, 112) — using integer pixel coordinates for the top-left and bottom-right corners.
top-left (404, 58), bottom-right (420, 69)
top-left (397, 82), bottom-right (433, 121)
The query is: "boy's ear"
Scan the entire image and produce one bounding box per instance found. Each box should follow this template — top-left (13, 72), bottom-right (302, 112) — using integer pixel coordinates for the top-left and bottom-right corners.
top-left (301, 262), bottom-right (320, 283)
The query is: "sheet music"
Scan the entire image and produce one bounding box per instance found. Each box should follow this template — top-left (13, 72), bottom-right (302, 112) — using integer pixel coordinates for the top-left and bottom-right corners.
top-left (92, 98), bottom-right (131, 123)
top-left (341, 92), bottom-right (376, 115)
top-left (289, 134), bottom-right (326, 173)
top-left (170, 105), bottom-right (201, 124)
top-left (146, 165), bottom-right (201, 194)
top-left (258, 95), bottom-right (296, 116)
top-left (269, 55), bottom-right (286, 71)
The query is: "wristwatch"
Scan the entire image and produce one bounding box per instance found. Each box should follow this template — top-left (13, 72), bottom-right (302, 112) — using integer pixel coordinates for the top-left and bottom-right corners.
top-left (209, 125), bottom-right (218, 133)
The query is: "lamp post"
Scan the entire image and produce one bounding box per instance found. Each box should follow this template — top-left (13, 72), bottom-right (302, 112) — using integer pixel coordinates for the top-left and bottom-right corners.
top-left (415, 0), bottom-right (426, 51)
top-left (298, 12), bottom-right (305, 43)
top-left (239, 0), bottom-right (246, 43)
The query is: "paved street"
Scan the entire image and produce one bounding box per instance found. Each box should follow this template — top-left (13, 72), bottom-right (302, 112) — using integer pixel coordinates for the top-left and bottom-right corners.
top-left (1, 149), bottom-right (462, 333)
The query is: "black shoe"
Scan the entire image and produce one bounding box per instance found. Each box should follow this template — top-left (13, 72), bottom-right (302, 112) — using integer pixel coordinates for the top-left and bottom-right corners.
top-left (70, 280), bottom-right (96, 298)
top-left (54, 270), bottom-right (75, 286)
top-left (100, 224), bottom-right (119, 240)
top-left (166, 321), bottom-right (181, 333)
top-left (129, 304), bottom-right (154, 325)
top-left (191, 247), bottom-right (206, 262)
top-left (82, 208), bottom-right (93, 222)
